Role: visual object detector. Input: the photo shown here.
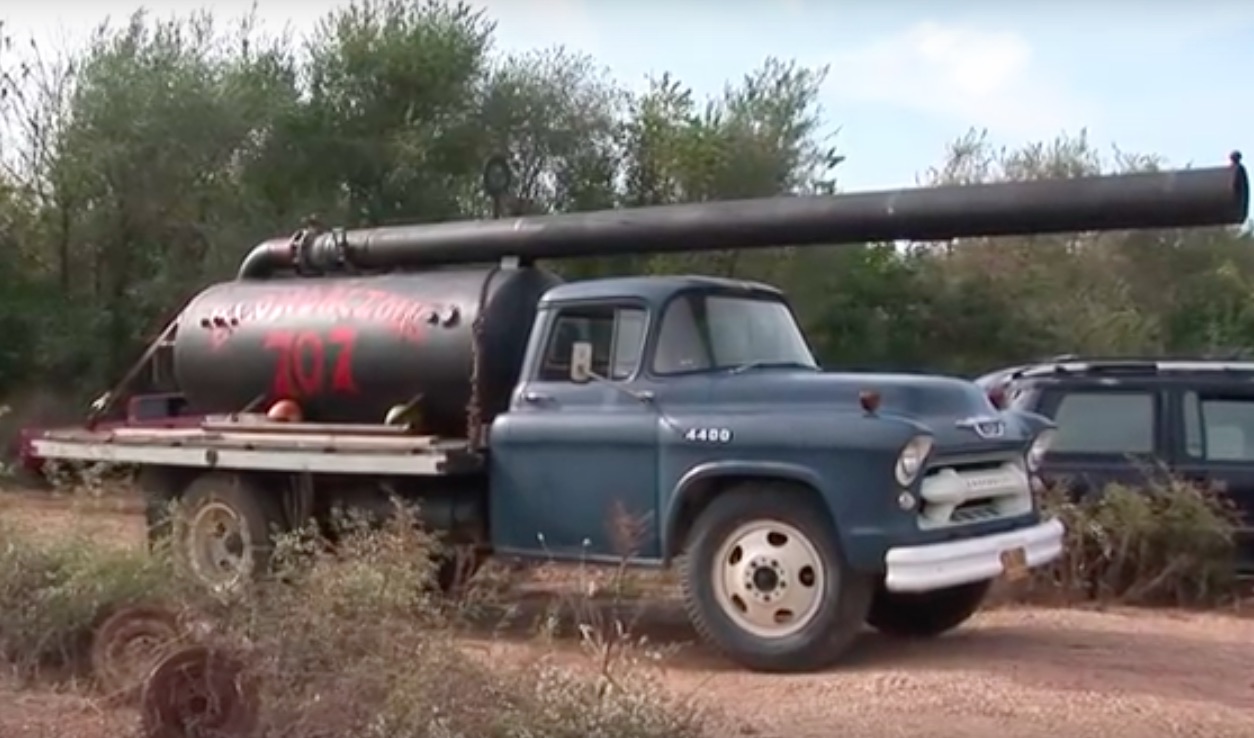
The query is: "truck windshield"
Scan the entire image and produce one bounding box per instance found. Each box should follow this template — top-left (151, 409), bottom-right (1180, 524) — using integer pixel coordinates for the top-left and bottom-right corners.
top-left (652, 292), bottom-right (818, 375)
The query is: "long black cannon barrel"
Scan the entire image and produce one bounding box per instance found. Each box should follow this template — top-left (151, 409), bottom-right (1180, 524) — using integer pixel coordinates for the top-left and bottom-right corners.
top-left (238, 154), bottom-right (1249, 279)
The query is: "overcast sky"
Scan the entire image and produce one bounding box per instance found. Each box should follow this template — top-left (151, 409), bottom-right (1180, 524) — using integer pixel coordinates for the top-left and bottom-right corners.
top-left (3, 0), bottom-right (1252, 191)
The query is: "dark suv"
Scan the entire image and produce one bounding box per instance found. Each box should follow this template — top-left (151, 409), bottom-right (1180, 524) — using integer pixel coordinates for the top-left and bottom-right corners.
top-left (977, 356), bottom-right (1254, 572)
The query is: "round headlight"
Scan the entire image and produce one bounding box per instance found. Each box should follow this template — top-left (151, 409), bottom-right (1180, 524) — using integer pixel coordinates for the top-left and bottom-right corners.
top-left (1027, 429), bottom-right (1056, 472)
top-left (895, 435), bottom-right (934, 487)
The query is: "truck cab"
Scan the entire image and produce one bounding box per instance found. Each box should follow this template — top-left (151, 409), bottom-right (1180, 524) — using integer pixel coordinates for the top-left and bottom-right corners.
top-left (489, 275), bottom-right (1063, 670)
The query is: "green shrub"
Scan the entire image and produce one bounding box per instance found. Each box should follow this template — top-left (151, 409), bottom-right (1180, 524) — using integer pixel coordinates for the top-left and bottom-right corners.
top-left (0, 521), bottom-right (189, 680)
top-left (1028, 475), bottom-right (1242, 606)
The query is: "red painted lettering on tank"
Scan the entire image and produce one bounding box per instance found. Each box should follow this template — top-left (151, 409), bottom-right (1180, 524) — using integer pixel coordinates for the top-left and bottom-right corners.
top-left (261, 328), bottom-right (361, 399)
top-left (292, 331), bottom-right (325, 395)
top-left (327, 327), bottom-right (359, 394)
top-left (262, 331), bottom-right (297, 398)
top-left (218, 287), bottom-right (434, 347)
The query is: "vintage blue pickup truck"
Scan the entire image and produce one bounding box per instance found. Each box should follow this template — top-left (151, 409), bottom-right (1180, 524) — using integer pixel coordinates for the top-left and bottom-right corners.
top-left (20, 154), bottom-right (1248, 672)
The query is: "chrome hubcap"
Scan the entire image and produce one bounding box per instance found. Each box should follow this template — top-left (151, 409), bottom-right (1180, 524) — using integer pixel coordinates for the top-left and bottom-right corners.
top-left (712, 520), bottom-right (826, 638)
top-left (186, 502), bottom-right (252, 589)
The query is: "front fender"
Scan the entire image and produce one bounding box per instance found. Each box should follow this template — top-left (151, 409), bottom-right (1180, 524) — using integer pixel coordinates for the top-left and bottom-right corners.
top-left (656, 410), bottom-right (936, 566)
top-left (662, 459), bottom-right (832, 562)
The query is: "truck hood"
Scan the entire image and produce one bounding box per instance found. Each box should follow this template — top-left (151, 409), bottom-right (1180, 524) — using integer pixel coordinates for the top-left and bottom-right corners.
top-left (708, 369), bottom-right (1032, 449)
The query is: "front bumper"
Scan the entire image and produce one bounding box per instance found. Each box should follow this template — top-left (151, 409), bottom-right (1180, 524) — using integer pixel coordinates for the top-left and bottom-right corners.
top-left (882, 517), bottom-right (1064, 593)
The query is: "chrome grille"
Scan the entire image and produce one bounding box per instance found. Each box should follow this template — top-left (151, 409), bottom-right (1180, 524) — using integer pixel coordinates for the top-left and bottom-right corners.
top-left (916, 456), bottom-right (1033, 529)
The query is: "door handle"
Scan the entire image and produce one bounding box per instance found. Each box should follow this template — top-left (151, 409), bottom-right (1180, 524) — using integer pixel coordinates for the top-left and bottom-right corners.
top-left (522, 391), bottom-right (554, 404)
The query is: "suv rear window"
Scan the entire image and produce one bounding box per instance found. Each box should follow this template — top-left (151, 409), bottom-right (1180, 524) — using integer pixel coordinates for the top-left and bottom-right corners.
top-left (1050, 390), bottom-right (1155, 455)
top-left (1184, 391), bottom-right (1254, 461)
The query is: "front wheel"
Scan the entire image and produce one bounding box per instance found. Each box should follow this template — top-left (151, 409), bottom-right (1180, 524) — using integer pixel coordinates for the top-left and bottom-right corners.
top-left (866, 579), bottom-right (991, 638)
top-left (680, 484), bottom-right (872, 673)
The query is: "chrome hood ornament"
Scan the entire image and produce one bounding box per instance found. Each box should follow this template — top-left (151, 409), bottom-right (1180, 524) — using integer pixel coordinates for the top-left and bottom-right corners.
top-left (955, 416), bottom-right (1006, 439)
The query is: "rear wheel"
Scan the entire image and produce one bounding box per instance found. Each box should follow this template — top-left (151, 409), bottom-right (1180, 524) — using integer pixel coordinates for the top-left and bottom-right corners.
top-left (680, 484), bottom-right (872, 673)
top-left (171, 473), bottom-right (285, 592)
top-left (866, 579), bottom-right (991, 638)
top-left (139, 467), bottom-right (189, 552)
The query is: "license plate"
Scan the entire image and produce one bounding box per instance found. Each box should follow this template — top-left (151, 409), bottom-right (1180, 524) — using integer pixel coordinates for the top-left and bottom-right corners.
top-left (1000, 546), bottom-right (1028, 582)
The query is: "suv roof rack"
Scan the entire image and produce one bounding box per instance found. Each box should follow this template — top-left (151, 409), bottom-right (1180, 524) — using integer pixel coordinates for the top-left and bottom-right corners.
top-left (1013, 355), bottom-right (1254, 380)
top-left (1042, 351), bottom-right (1254, 363)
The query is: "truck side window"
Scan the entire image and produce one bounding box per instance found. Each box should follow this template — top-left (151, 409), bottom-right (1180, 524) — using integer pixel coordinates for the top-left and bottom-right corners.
top-left (1196, 393), bottom-right (1254, 461)
top-left (1183, 390), bottom-right (1204, 457)
top-left (610, 309), bottom-right (647, 379)
top-left (1049, 390), bottom-right (1155, 454)
top-left (653, 296), bottom-right (713, 374)
top-left (538, 305), bottom-right (646, 382)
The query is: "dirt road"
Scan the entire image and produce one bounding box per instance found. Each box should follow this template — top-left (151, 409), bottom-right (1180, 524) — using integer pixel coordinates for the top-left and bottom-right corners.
top-left (3, 488), bottom-right (1253, 738)
top-left (467, 600), bottom-right (1254, 738)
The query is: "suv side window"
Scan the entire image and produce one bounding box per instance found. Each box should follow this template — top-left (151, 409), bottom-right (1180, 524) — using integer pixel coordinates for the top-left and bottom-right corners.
top-left (1184, 390), bottom-right (1254, 462)
top-left (1047, 389), bottom-right (1156, 455)
top-left (538, 305), bottom-right (647, 382)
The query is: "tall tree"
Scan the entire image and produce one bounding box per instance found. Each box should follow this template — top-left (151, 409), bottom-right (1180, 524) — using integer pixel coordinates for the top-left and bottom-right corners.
top-left (297, 0), bottom-right (493, 225)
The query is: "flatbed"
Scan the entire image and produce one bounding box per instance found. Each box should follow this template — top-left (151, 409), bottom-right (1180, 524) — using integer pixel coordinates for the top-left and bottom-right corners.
top-left (26, 415), bottom-right (475, 476)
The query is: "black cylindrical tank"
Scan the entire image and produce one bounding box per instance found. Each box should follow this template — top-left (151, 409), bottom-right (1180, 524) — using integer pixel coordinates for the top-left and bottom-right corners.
top-left (172, 266), bottom-right (563, 437)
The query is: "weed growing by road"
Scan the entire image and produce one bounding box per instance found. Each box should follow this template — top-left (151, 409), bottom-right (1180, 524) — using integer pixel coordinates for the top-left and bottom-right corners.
top-left (0, 501), bottom-right (704, 737)
top-left (1029, 475), bottom-right (1241, 606)
top-left (227, 505), bottom-right (702, 737)
top-left (0, 520), bottom-right (189, 682)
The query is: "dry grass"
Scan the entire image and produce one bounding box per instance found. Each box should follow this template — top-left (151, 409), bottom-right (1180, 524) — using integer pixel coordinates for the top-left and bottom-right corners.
top-left (0, 498), bottom-right (705, 738)
top-left (237, 507), bottom-right (702, 737)
top-left (0, 520), bottom-right (194, 684)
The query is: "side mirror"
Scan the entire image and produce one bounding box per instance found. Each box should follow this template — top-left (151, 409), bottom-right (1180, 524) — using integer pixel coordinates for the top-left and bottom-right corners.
top-left (570, 341), bottom-right (595, 384)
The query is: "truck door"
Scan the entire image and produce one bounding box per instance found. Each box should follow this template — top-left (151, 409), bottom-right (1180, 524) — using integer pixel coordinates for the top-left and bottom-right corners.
top-left (1169, 386), bottom-right (1254, 572)
top-left (488, 301), bottom-right (661, 560)
top-left (1033, 382), bottom-right (1168, 496)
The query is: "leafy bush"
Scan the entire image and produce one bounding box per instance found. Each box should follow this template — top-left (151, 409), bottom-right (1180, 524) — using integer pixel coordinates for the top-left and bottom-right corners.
top-left (1025, 475), bottom-right (1242, 606)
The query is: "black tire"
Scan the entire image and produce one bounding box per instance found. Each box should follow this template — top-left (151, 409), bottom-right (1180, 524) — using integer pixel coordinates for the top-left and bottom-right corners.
top-left (171, 473), bottom-right (286, 592)
top-left (866, 579), bottom-right (991, 638)
top-left (433, 544), bottom-right (484, 594)
top-left (680, 483), bottom-right (872, 673)
top-left (144, 495), bottom-right (174, 552)
top-left (137, 466), bottom-right (185, 552)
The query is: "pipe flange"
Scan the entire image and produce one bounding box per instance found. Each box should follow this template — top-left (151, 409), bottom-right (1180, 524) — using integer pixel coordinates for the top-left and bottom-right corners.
top-left (327, 227), bottom-right (349, 270)
top-left (292, 227), bottom-right (321, 275)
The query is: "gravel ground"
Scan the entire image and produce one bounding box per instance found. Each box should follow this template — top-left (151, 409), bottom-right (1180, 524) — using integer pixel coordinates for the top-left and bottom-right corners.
top-left (2, 487), bottom-right (1253, 738)
top-left (468, 601), bottom-right (1254, 738)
